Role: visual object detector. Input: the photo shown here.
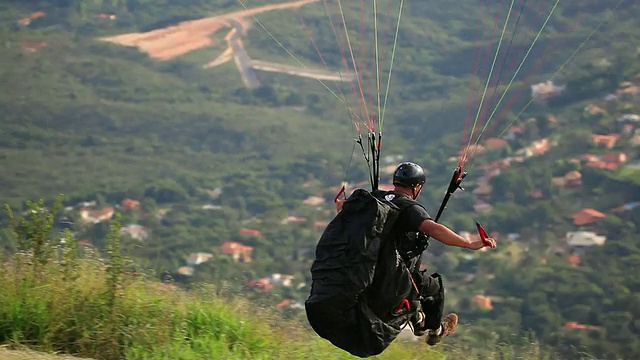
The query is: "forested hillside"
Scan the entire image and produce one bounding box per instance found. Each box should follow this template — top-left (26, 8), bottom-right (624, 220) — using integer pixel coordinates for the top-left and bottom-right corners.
top-left (2, 0), bottom-right (640, 359)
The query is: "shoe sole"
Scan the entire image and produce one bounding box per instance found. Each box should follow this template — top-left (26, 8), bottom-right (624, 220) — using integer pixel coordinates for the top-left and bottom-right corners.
top-left (442, 313), bottom-right (458, 337)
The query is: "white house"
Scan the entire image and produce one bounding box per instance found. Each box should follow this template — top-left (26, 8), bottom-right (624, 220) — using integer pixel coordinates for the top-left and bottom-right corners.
top-left (186, 252), bottom-right (214, 266)
top-left (566, 231), bottom-right (607, 247)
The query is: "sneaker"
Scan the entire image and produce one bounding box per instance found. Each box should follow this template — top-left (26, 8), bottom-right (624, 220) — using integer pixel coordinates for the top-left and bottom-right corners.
top-left (426, 313), bottom-right (458, 346)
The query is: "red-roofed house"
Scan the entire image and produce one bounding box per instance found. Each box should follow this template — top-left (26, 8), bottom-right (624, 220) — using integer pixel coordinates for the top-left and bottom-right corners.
top-left (600, 152), bottom-right (628, 164)
top-left (177, 266), bottom-right (194, 276)
top-left (584, 152), bottom-right (628, 170)
top-left (567, 255), bottom-right (581, 265)
top-left (591, 134), bottom-right (622, 149)
top-left (240, 228), bottom-right (263, 238)
top-left (120, 198), bottom-right (141, 211)
top-left (484, 138), bottom-right (509, 149)
top-left (18, 11), bottom-right (46, 25)
top-left (220, 241), bottom-right (254, 262)
top-left (571, 209), bottom-right (606, 226)
top-left (563, 321), bottom-right (601, 331)
top-left (473, 294), bottom-right (493, 310)
top-left (247, 278), bottom-right (273, 292)
top-left (585, 161), bottom-right (621, 171)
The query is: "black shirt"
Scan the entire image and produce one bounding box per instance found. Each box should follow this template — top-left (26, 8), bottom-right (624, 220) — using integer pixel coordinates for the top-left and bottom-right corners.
top-left (380, 191), bottom-right (432, 258)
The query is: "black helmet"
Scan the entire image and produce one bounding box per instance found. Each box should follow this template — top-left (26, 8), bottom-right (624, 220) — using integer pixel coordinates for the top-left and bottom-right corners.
top-left (393, 162), bottom-right (426, 188)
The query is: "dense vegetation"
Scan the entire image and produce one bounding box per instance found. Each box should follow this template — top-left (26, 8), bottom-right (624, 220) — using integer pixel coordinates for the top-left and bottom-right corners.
top-left (2, 0), bottom-right (640, 359)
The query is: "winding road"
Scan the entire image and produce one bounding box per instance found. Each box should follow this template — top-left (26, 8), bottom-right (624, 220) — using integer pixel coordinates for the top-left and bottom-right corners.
top-left (100, 0), bottom-right (353, 88)
top-left (227, 18), bottom-right (260, 88)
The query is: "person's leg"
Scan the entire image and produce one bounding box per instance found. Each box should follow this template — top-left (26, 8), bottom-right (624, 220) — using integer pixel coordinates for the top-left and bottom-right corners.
top-left (420, 272), bottom-right (445, 330)
top-left (411, 272), bottom-right (458, 344)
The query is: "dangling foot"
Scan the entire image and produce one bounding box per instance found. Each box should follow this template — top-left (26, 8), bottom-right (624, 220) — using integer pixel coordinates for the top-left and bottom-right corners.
top-left (426, 313), bottom-right (458, 346)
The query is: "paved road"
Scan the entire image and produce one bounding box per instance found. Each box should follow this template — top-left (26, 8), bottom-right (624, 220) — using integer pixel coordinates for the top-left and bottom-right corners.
top-left (251, 60), bottom-right (355, 82)
top-left (228, 18), bottom-right (260, 88)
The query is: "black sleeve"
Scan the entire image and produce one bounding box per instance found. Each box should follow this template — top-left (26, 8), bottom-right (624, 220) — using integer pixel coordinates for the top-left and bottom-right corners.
top-left (404, 204), bottom-right (432, 232)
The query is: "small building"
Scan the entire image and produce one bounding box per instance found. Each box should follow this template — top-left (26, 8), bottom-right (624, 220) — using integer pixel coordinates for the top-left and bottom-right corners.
top-left (177, 266), bottom-right (194, 277)
top-left (591, 134), bottom-right (622, 149)
top-left (239, 228), bottom-right (263, 238)
top-left (484, 138), bottom-right (509, 149)
top-left (120, 224), bottom-right (148, 241)
top-left (566, 231), bottom-right (607, 248)
top-left (563, 321), bottom-right (601, 331)
top-left (531, 80), bottom-right (565, 104)
top-left (186, 252), bottom-right (214, 266)
top-left (220, 241), bottom-right (254, 262)
top-left (120, 198), bottom-right (141, 211)
top-left (79, 207), bottom-right (114, 224)
top-left (571, 208), bottom-right (606, 226)
top-left (472, 294), bottom-right (493, 310)
top-left (247, 278), bottom-right (273, 292)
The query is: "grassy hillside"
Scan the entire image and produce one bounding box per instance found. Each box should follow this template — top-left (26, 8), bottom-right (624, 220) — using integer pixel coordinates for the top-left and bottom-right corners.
top-left (0, 203), bottom-right (563, 359)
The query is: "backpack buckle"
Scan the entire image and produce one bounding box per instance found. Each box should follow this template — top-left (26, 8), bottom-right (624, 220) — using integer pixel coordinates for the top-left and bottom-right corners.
top-left (393, 299), bottom-right (411, 314)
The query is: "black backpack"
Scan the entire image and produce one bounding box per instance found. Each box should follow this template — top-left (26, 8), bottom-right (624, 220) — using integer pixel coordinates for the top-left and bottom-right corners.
top-left (305, 188), bottom-right (421, 357)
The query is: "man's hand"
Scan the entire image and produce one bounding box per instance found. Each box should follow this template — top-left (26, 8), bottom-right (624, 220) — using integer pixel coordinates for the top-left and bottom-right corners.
top-left (335, 198), bottom-right (346, 213)
top-left (468, 237), bottom-right (497, 250)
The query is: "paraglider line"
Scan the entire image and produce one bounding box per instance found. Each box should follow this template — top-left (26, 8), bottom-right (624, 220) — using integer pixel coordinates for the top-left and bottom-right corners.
top-left (373, 0), bottom-right (382, 127)
top-left (495, 0), bottom-right (627, 141)
top-left (336, 0), bottom-right (371, 120)
top-left (379, 0), bottom-right (405, 132)
top-left (234, 0), bottom-right (365, 123)
top-left (296, 10), bottom-right (356, 123)
top-left (473, 0), bottom-right (561, 148)
top-left (465, 0), bottom-right (516, 163)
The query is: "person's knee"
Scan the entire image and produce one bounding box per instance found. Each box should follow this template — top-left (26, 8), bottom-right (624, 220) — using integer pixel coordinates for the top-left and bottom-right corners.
top-left (418, 272), bottom-right (441, 298)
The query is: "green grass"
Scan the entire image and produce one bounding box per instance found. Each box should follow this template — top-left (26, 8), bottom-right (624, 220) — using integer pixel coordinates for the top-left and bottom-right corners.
top-left (0, 254), bottom-right (449, 360)
top-left (0, 199), bottom-right (445, 360)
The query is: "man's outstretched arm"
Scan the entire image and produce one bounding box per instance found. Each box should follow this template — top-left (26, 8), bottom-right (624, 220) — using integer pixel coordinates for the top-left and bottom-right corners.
top-left (418, 219), bottom-right (496, 250)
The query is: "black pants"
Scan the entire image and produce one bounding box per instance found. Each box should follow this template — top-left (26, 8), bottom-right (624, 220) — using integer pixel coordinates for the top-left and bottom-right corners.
top-left (413, 271), bottom-right (445, 330)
